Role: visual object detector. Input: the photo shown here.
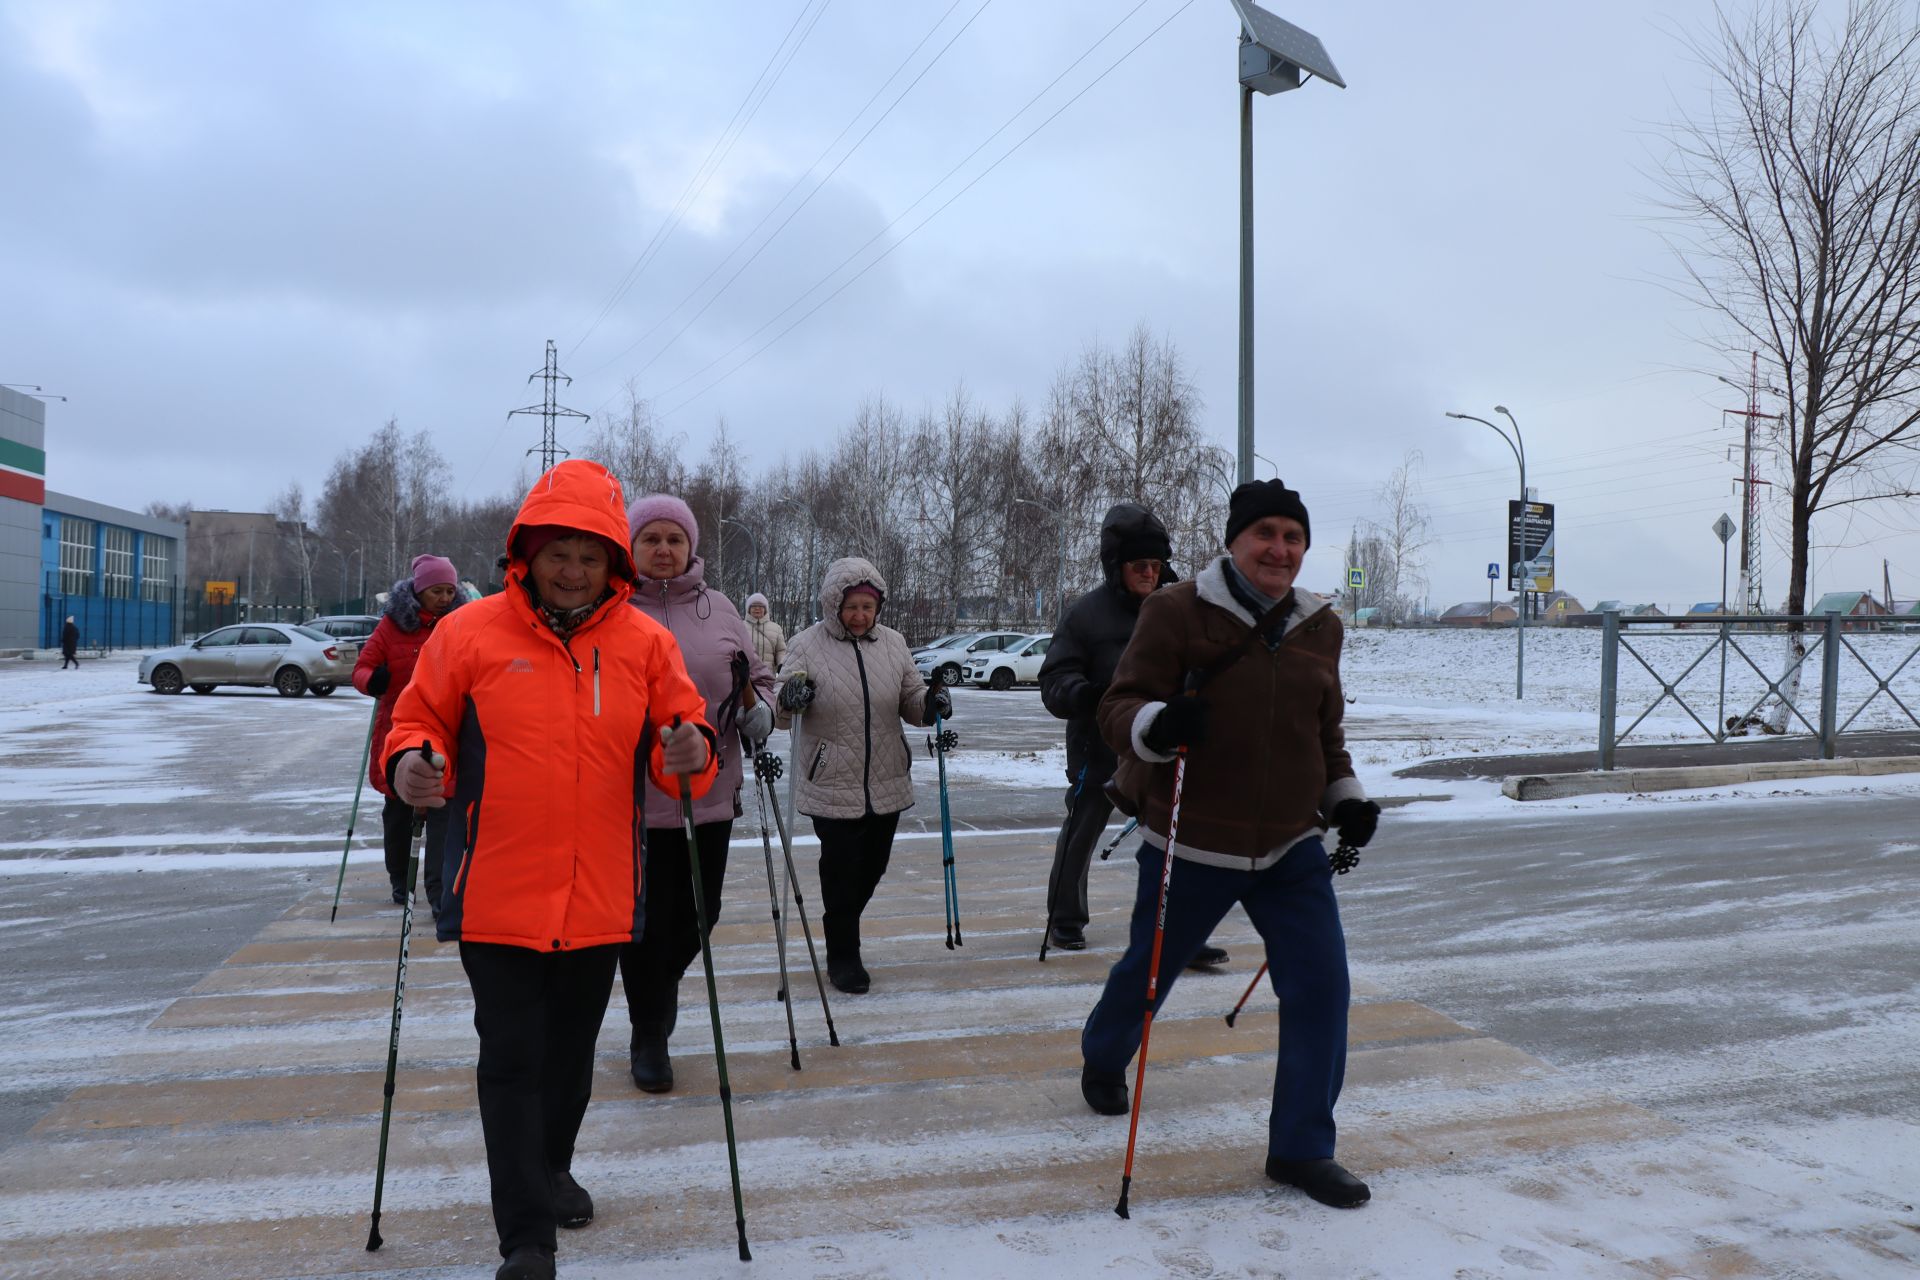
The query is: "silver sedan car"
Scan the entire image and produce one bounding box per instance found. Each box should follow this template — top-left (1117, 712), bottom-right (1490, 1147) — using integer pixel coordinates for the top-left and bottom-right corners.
top-left (137, 624), bottom-right (356, 697)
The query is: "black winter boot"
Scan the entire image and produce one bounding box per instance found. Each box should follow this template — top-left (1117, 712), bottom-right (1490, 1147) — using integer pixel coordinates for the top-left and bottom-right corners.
top-left (495, 1244), bottom-right (556, 1280)
top-left (1265, 1156), bottom-right (1370, 1208)
top-left (1187, 943), bottom-right (1229, 969)
top-left (826, 951), bottom-right (870, 994)
top-left (629, 1019), bottom-right (674, 1093)
top-left (552, 1168), bottom-right (593, 1228)
top-left (1081, 1063), bottom-right (1129, 1116)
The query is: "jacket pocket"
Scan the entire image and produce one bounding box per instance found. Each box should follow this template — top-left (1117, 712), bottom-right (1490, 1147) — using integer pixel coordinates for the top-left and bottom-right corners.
top-left (808, 742), bottom-right (829, 781)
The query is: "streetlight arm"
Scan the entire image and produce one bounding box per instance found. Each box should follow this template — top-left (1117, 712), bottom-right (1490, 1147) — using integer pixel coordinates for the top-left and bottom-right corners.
top-left (1445, 411), bottom-right (1523, 475)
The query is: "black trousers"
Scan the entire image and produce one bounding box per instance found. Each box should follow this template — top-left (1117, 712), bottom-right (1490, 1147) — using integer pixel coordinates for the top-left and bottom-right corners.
top-left (459, 941), bottom-right (620, 1258)
top-left (1046, 759), bottom-right (1117, 932)
top-left (812, 811), bottom-right (901, 959)
top-left (60, 652), bottom-right (78, 668)
top-left (382, 792), bottom-right (447, 907)
top-left (617, 820), bottom-right (732, 1037)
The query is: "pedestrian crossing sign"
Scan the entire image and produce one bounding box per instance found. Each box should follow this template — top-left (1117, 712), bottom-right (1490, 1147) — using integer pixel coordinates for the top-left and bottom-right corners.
top-left (1347, 568), bottom-right (1364, 588)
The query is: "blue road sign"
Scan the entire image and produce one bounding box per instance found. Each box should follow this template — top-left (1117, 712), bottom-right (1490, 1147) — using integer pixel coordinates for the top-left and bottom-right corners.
top-left (1487, 563), bottom-right (1499, 580)
top-left (1347, 567), bottom-right (1365, 588)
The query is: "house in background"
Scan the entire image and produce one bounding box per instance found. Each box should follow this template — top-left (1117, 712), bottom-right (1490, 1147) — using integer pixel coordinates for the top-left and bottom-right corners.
top-left (1809, 590), bottom-right (1892, 631)
top-left (1539, 590), bottom-right (1585, 625)
top-left (1439, 601), bottom-right (1518, 628)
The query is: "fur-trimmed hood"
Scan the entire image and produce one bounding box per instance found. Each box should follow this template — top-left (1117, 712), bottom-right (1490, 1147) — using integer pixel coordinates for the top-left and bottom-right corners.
top-left (384, 576), bottom-right (466, 634)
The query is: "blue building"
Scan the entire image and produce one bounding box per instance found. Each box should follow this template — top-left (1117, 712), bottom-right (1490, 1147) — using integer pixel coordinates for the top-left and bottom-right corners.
top-left (1, 384), bottom-right (184, 653)
top-left (39, 492), bottom-right (185, 651)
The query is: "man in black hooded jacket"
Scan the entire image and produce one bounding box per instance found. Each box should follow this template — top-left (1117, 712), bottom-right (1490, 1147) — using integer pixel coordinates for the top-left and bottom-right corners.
top-left (1036, 503), bottom-right (1226, 966)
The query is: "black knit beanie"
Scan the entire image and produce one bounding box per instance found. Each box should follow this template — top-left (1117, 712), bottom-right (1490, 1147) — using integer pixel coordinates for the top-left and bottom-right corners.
top-left (1225, 479), bottom-right (1311, 549)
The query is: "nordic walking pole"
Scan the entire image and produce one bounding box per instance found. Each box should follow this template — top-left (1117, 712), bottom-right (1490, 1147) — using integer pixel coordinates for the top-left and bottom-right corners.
top-left (747, 731), bottom-right (802, 1070)
top-left (1224, 963), bottom-right (1268, 1028)
top-left (1100, 817), bottom-right (1139, 861)
top-left (1115, 742), bottom-right (1189, 1221)
top-left (930, 705), bottom-right (961, 948)
top-left (1220, 839), bottom-right (1359, 1027)
top-left (330, 696), bottom-right (382, 922)
top-left (367, 739), bottom-right (434, 1252)
top-left (673, 719), bottom-right (752, 1261)
top-left (759, 746), bottom-right (838, 1046)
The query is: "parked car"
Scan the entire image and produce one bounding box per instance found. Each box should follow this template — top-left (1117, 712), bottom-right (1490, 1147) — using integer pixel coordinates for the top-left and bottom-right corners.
top-left (965, 633), bottom-right (1052, 690)
top-left (138, 624), bottom-right (355, 697)
top-left (913, 631), bottom-right (1032, 687)
top-left (303, 614), bottom-right (381, 659)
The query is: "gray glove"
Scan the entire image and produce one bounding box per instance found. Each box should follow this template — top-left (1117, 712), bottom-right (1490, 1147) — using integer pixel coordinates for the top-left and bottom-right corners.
top-left (925, 685), bottom-right (953, 724)
top-left (778, 676), bottom-right (815, 712)
top-left (740, 701), bottom-right (774, 744)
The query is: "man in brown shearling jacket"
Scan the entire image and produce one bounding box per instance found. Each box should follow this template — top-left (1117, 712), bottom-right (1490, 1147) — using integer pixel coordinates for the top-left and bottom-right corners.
top-left (1078, 478), bottom-right (1382, 1210)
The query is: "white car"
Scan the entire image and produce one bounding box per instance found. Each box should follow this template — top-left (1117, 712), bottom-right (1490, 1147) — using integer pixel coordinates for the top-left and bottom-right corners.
top-left (913, 631), bottom-right (1031, 687)
top-left (966, 634), bottom-right (1052, 690)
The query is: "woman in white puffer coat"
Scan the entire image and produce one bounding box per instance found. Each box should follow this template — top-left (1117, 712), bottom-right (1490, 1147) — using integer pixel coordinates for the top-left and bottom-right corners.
top-left (775, 557), bottom-right (948, 994)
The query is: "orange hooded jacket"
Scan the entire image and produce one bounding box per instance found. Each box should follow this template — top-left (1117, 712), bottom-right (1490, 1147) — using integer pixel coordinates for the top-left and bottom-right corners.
top-left (384, 460), bottom-right (719, 951)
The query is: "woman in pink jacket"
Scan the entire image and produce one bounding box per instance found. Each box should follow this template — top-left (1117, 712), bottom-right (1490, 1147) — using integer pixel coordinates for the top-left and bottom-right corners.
top-left (619, 494), bottom-right (776, 1093)
top-left (351, 553), bottom-right (463, 909)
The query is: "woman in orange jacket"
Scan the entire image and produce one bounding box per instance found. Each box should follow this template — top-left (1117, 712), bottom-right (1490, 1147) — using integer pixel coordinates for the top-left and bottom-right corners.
top-left (387, 460), bottom-right (718, 1280)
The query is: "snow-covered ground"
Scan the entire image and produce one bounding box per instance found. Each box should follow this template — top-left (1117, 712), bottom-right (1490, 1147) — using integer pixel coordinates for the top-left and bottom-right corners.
top-left (2, 635), bottom-right (1917, 1278)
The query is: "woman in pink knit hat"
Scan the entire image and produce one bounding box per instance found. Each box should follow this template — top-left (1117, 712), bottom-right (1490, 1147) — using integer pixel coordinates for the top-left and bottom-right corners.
top-left (619, 493), bottom-right (775, 1093)
top-left (352, 553), bottom-right (465, 910)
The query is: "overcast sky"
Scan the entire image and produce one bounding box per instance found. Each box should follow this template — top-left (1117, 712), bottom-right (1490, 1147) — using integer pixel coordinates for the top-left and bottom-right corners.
top-left (4, 0), bottom-right (1910, 610)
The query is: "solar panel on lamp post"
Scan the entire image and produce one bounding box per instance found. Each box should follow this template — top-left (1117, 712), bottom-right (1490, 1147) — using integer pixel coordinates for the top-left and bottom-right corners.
top-left (1227, 1), bottom-right (1346, 484)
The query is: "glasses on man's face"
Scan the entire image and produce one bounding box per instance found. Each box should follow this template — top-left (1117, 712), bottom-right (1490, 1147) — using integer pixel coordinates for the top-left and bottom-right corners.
top-left (1124, 559), bottom-right (1161, 574)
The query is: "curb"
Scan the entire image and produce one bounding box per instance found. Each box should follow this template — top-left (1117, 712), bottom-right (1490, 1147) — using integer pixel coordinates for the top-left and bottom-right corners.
top-left (1501, 755), bottom-right (1920, 801)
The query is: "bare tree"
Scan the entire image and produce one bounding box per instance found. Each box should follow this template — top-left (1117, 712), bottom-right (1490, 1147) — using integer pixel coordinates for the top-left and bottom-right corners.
top-left (272, 483), bottom-right (314, 614)
top-left (1363, 451), bottom-right (1431, 623)
top-left (1660, 0), bottom-right (1920, 618)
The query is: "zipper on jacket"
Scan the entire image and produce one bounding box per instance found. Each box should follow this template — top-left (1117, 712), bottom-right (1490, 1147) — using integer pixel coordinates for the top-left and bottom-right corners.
top-left (809, 745), bottom-right (826, 780)
top-left (593, 647), bottom-right (602, 717)
top-left (852, 640), bottom-right (874, 813)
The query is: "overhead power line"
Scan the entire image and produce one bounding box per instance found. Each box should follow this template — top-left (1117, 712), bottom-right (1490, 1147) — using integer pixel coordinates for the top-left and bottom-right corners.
top-left (574, 0), bottom-right (981, 389)
top-left (563, 0), bottom-right (832, 365)
top-left (638, 0), bottom-right (1199, 423)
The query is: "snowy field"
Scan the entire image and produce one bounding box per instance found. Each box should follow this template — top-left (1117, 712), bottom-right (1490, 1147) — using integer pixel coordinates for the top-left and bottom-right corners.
top-left (2, 633), bottom-right (1918, 1278)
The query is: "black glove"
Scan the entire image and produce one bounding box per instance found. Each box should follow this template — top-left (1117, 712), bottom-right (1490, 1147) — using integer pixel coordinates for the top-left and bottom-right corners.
top-left (1330, 798), bottom-right (1381, 849)
top-left (778, 677), bottom-right (815, 712)
top-left (365, 665), bottom-right (391, 697)
top-left (926, 685), bottom-right (953, 724)
top-left (1073, 682), bottom-right (1106, 717)
top-left (1142, 696), bottom-right (1207, 755)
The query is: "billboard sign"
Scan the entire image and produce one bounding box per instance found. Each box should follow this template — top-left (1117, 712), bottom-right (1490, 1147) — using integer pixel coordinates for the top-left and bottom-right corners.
top-left (1507, 501), bottom-right (1555, 592)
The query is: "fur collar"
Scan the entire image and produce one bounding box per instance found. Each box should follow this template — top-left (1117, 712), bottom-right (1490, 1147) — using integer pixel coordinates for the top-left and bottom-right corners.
top-left (1194, 557), bottom-right (1328, 635)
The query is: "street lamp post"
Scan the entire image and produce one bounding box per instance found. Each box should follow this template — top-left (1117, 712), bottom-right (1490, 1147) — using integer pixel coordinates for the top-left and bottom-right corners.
top-left (1227, 1), bottom-right (1346, 483)
top-left (1445, 407), bottom-right (1529, 699)
top-left (719, 517), bottom-right (759, 595)
top-left (1011, 498), bottom-right (1070, 624)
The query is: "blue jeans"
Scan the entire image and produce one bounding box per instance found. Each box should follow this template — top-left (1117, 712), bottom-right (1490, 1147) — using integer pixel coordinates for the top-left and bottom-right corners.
top-left (1081, 837), bottom-right (1349, 1160)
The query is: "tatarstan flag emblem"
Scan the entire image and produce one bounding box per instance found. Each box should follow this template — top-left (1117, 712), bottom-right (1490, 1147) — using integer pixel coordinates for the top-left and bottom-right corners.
top-left (0, 437), bottom-right (45, 505)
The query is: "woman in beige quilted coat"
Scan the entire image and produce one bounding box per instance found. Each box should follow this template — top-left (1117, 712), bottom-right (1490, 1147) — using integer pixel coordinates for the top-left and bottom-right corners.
top-left (775, 557), bottom-right (949, 994)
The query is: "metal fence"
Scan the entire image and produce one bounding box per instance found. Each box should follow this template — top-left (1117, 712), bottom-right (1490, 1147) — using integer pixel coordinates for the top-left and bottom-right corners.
top-left (1598, 611), bottom-right (1920, 769)
top-left (39, 586), bottom-right (377, 653)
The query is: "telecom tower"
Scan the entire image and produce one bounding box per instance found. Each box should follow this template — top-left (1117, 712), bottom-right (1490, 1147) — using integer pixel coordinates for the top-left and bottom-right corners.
top-left (1723, 351), bottom-right (1779, 614)
top-left (510, 340), bottom-right (589, 473)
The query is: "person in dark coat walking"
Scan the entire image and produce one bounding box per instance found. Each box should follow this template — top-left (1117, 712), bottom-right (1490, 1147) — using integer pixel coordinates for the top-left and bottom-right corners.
top-left (60, 616), bottom-right (79, 668)
top-left (1079, 479), bottom-right (1383, 1210)
top-left (353, 554), bottom-right (464, 910)
top-left (1036, 505), bottom-right (1225, 965)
